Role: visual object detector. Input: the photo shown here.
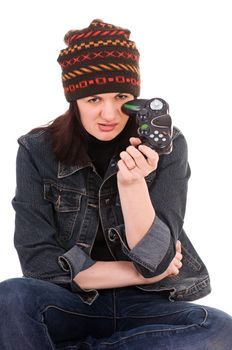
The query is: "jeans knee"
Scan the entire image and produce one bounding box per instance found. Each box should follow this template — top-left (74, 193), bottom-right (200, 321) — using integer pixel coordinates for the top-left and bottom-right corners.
top-left (202, 306), bottom-right (232, 346)
top-left (204, 306), bottom-right (232, 327)
top-left (0, 278), bottom-right (41, 315)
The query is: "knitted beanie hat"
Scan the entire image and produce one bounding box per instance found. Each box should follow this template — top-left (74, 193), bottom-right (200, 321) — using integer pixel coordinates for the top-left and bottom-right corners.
top-left (57, 19), bottom-right (140, 101)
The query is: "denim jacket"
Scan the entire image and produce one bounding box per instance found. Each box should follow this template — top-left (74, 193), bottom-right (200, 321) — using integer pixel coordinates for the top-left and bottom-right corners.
top-left (12, 127), bottom-right (211, 305)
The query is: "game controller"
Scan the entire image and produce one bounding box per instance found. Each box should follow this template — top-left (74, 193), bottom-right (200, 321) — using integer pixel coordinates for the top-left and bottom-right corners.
top-left (122, 98), bottom-right (173, 155)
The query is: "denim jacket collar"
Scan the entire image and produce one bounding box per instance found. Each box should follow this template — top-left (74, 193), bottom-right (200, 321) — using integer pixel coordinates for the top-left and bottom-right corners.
top-left (58, 156), bottom-right (119, 179)
top-left (58, 161), bottom-right (91, 179)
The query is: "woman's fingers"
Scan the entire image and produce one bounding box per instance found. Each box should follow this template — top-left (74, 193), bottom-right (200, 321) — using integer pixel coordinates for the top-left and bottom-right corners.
top-left (118, 139), bottom-right (159, 183)
top-left (117, 159), bottom-right (134, 176)
top-left (170, 266), bottom-right (180, 276)
top-left (137, 144), bottom-right (159, 168)
top-left (175, 259), bottom-right (182, 268)
top-left (125, 146), bottom-right (148, 168)
top-left (120, 144), bottom-right (159, 171)
top-left (175, 252), bottom-right (183, 260)
top-left (119, 150), bottom-right (136, 170)
top-left (168, 241), bottom-right (183, 276)
top-left (129, 137), bottom-right (142, 147)
top-left (176, 240), bottom-right (182, 253)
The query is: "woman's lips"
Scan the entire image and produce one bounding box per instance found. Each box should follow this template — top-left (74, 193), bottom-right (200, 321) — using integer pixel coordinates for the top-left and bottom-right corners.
top-left (98, 123), bottom-right (118, 132)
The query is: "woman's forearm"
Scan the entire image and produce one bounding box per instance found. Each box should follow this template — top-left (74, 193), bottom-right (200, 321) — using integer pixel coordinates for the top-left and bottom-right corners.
top-left (116, 140), bottom-right (158, 250)
top-left (117, 179), bottom-right (155, 249)
top-left (73, 260), bottom-right (167, 290)
top-left (73, 261), bottom-right (140, 290)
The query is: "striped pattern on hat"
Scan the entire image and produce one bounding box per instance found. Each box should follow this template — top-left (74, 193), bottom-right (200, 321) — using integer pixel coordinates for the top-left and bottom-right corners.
top-left (57, 19), bottom-right (140, 101)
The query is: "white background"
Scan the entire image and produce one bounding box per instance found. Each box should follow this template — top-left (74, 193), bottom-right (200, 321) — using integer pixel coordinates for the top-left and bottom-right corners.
top-left (0, 0), bottom-right (231, 314)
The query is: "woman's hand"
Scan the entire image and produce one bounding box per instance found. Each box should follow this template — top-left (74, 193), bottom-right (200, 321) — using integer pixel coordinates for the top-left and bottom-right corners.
top-left (117, 137), bottom-right (159, 185)
top-left (164, 240), bottom-right (183, 277)
top-left (139, 240), bottom-right (183, 285)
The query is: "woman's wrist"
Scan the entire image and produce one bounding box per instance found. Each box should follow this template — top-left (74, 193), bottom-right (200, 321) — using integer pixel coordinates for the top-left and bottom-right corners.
top-left (136, 270), bottom-right (168, 285)
top-left (117, 173), bottom-right (145, 188)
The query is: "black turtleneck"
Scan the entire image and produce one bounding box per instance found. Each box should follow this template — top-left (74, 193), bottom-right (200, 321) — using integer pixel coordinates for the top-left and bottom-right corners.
top-left (86, 133), bottom-right (119, 178)
top-left (86, 127), bottom-right (130, 261)
top-left (86, 116), bottom-right (136, 178)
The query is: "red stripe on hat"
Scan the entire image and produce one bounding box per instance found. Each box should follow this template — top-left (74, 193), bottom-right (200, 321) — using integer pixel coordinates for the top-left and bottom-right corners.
top-left (84, 31), bottom-right (93, 38)
top-left (92, 30), bottom-right (101, 36)
top-left (101, 30), bottom-right (110, 36)
top-left (69, 32), bottom-right (84, 43)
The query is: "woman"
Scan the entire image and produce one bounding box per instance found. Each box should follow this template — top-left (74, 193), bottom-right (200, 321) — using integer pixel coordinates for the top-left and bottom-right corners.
top-left (0, 19), bottom-right (231, 349)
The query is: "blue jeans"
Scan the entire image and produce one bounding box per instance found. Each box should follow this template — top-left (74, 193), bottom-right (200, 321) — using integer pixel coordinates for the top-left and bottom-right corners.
top-left (0, 278), bottom-right (231, 349)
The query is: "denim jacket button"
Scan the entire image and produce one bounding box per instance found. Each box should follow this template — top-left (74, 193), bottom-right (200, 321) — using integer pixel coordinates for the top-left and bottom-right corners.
top-left (108, 230), bottom-right (118, 242)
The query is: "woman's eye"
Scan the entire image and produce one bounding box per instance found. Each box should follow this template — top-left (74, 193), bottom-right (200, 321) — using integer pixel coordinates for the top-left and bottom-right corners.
top-left (88, 97), bottom-right (100, 103)
top-left (116, 94), bottom-right (129, 100)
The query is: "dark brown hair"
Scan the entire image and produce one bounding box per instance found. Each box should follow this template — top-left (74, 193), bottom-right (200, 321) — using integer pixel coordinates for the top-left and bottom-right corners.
top-left (32, 102), bottom-right (138, 165)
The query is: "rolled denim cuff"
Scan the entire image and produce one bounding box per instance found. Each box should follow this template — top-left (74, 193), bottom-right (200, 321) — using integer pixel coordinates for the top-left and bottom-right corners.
top-left (122, 216), bottom-right (171, 273)
top-left (58, 245), bottom-right (96, 279)
top-left (58, 245), bottom-right (99, 305)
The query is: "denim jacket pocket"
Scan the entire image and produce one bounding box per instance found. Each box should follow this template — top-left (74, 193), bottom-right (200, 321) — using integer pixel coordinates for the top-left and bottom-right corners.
top-left (44, 181), bottom-right (82, 241)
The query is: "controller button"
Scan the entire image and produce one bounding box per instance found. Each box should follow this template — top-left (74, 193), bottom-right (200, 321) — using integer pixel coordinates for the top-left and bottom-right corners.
top-left (140, 108), bottom-right (148, 117)
top-left (140, 123), bottom-right (149, 130)
top-left (154, 130), bottom-right (159, 134)
top-left (139, 124), bottom-right (150, 135)
top-left (149, 134), bottom-right (155, 138)
top-left (150, 98), bottom-right (164, 111)
top-left (141, 130), bottom-right (150, 135)
top-left (162, 138), bottom-right (167, 142)
top-left (140, 115), bottom-right (148, 121)
top-left (150, 99), bottom-right (163, 110)
top-left (154, 137), bottom-right (159, 142)
top-left (159, 134), bottom-right (164, 138)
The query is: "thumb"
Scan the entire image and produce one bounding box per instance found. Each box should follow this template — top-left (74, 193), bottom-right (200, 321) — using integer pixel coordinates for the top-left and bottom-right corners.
top-left (129, 137), bottom-right (142, 147)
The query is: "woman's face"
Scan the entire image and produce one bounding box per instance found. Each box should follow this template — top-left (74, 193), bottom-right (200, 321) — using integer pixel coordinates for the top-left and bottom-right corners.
top-left (77, 92), bottom-right (134, 141)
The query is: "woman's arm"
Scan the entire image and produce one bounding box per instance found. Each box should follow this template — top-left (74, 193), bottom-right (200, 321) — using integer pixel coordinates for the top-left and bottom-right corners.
top-left (74, 261), bottom-right (141, 289)
top-left (117, 138), bottom-right (159, 249)
top-left (73, 241), bottom-right (182, 290)
top-left (116, 134), bottom-right (190, 278)
top-left (13, 136), bottom-right (95, 285)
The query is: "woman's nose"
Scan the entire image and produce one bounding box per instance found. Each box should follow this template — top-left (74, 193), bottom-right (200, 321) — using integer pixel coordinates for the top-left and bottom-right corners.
top-left (100, 103), bottom-right (118, 121)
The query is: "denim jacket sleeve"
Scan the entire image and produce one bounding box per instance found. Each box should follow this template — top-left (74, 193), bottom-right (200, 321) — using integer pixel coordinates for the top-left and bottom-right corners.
top-left (121, 130), bottom-right (191, 277)
top-left (12, 137), bottom-right (95, 290)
